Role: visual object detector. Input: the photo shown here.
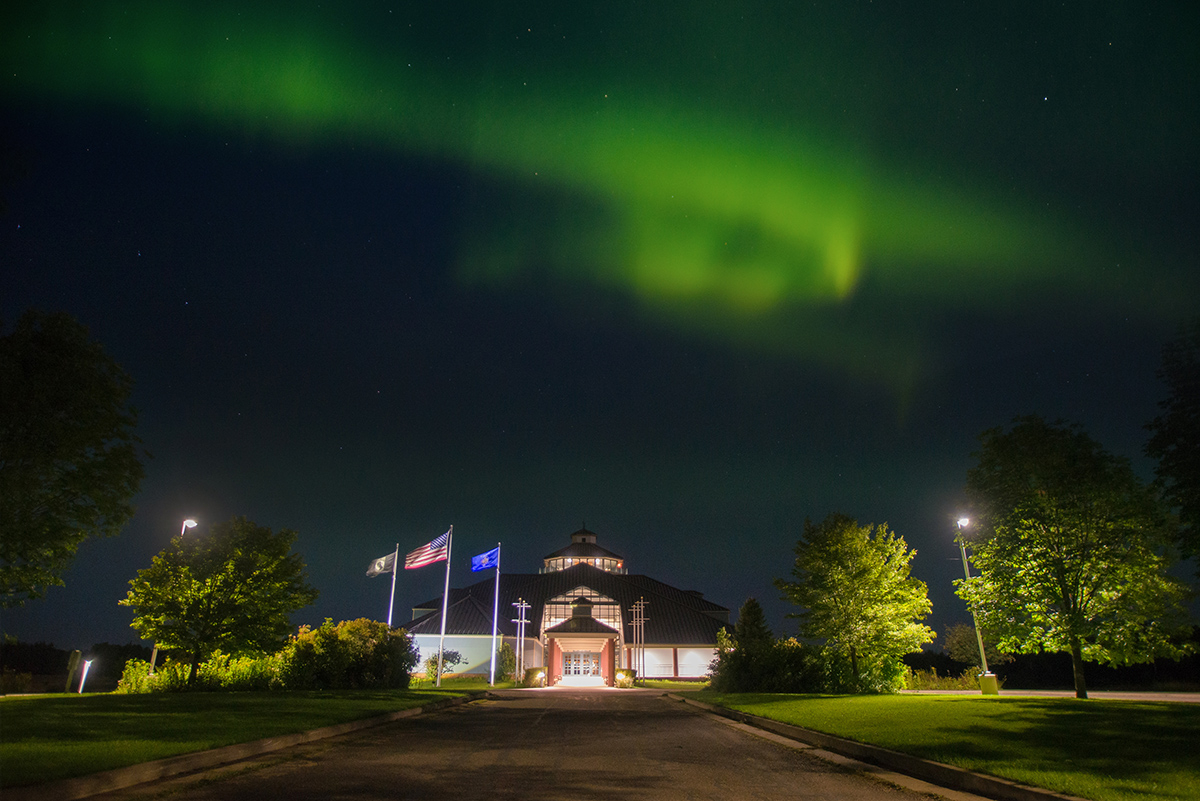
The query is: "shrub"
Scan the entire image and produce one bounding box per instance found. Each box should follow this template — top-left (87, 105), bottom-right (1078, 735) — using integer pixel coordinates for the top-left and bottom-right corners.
top-left (522, 667), bottom-right (546, 687)
top-left (281, 619), bottom-right (418, 690)
top-left (424, 649), bottom-right (464, 680)
top-left (905, 667), bottom-right (1005, 691)
top-left (496, 642), bottom-right (516, 681)
top-left (1, 667), bottom-right (32, 694)
top-left (116, 658), bottom-right (190, 693)
top-left (816, 647), bottom-right (908, 693)
top-left (709, 630), bottom-right (825, 693)
top-left (614, 668), bottom-right (636, 688)
top-left (116, 620), bottom-right (418, 692)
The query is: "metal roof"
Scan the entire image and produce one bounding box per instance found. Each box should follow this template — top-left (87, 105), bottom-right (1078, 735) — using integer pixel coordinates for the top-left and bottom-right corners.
top-left (407, 563), bottom-right (729, 646)
top-left (545, 616), bottom-right (619, 635)
top-left (542, 541), bottom-right (625, 560)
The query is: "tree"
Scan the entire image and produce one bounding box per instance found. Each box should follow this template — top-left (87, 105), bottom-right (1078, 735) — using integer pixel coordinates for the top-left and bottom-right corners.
top-left (708, 598), bottom-right (821, 693)
top-left (776, 514), bottom-right (934, 693)
top-left (496, 641), bottom-right (517, 681)
top-left (960, 415), bottom-right (1191, 698)
top-left (1146, 318), bottom-right (1200, 568)
top-left (942, 622), bottom-right (1010, 670)
top-left (1, 310), bottom-right (147, 606)
top-left (732, 597), bottom-right (774, 651)
top-left (120, 516), bottom-right (319, 684)
top-left (424, 649), bottom-right (464, 680)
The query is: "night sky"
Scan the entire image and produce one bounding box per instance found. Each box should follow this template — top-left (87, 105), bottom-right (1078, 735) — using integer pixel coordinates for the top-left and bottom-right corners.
top-left (3, 2), bottom-right (1196, 652)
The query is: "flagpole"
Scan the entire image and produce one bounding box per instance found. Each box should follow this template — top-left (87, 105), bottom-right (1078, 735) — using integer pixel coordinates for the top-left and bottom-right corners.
top-left (437, 526), bottom-right (452, 687)
top-left (386, 542), bottom-right (399, 628)
top-left (489, 543), bottom-right (500, 686)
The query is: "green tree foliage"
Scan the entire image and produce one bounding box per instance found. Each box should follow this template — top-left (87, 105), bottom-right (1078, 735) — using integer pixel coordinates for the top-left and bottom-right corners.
top-left (496, 641), bottom-right (517, 681)
top-left (424, 648), bottom-right (464, 679)
top-left (115, 621), bottom-right (419, 692)
top-left (960, 415), bottom-right (1192, 698)
top-left (280, 619), bottom-right (419, 690)
top-left (120, 516), bottom-right (319, 684)
top-left (942, 622), bottom-right (1010, 670)
top-left (1146, 319), bottom-right (1200, 566)
top-left (733, 597), bottom-right (774, 650)
top-left (776, 514), bottom-right (934, 693)
top-left (1, 310), bottom-right (147, 606)
top-left (708, 598), bottom-right (822, 693)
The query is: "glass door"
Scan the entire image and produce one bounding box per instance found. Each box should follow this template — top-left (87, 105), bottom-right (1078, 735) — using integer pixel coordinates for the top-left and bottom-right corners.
top-left (564, 651), bottom-right (600, 675)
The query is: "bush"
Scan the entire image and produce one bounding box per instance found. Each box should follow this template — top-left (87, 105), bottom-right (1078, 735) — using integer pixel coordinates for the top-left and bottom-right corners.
top-left (424, 649), bottom-right (464, 680)
top-left (709, 631), bottom-right (825, 693)
top-left (614, 668), bottom-right (636, 688)
top-left (116, 658), bottom-right (190, 693)
top-left (522, 667), bottom-right (546, 687)
top-left (816, 647), bottom-right (908, 694)
top-left (1, 667), bottom-right (33, 693)
top-left (905, 667), bottom-right (1005, 691)
top-left (281, 619), bottom-right (418, 690)
top-left (496, 642), bottom-right (516, 681)
top-left (115, 620), bottom-right (418, 692)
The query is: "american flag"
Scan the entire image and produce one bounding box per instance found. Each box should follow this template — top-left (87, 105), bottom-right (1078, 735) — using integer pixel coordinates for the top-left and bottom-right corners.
top-left (405, 530), bottom-right (450, 569)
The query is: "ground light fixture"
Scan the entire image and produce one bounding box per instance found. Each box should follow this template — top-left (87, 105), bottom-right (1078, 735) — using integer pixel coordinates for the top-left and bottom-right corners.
top-left (956, 517), bottom-right (1000, 695)
top-left (78, 659), bottom-right (93, 693)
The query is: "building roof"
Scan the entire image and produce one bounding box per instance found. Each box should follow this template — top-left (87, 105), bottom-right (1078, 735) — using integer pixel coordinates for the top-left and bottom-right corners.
top-left (545, 616), bottom-right (619, 635)
top-left (543, 527), bottom-right (624, 561)
top-left (408, 563), bottom-right (729, 646)
top-left (408, 595), bottom-right (496, 637)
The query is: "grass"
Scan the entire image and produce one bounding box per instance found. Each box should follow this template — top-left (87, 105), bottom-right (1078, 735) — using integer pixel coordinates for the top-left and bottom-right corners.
top-left (641, 679), bottom-right (711, 691)
top-left (691, 692), bottom-right (1200, 801)
top-left (0, 688), bottom-right (470, 788)
top-left (408, 675), bottom-right (517, 691)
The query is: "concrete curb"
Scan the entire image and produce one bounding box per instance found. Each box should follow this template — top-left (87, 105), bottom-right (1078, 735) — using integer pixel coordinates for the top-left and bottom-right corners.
top-left (6, 691), bottom-right (488, 801)
top-left (667, 694), bottom-right (1090, 801)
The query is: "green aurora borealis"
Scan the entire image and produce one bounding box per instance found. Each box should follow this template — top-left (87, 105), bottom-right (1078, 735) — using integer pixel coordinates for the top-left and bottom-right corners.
top-left (3, 1), bottom-right (1197, 651)
top-left (8, 2), bottom-right (1179, 386)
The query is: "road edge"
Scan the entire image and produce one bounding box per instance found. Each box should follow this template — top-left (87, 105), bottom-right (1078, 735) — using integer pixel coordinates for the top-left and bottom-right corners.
top-left (6, 691), bottom-right (487, 801)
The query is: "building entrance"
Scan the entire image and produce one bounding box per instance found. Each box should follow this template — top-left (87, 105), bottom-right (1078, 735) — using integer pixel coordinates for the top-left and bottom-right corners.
top-left (563, 651), bottom-right (601, 676)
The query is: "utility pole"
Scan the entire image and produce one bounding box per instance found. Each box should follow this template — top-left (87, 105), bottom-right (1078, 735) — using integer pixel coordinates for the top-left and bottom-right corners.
top-left (511, 597), bottom-right (531, 677)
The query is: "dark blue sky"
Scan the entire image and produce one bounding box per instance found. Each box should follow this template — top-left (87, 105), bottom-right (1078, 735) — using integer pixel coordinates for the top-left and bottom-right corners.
top-left (2, 1), bottom-right (1196, 651)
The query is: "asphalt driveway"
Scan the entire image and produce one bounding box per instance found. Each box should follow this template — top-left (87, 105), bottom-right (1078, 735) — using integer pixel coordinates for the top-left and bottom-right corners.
top-left (90, 687), bottom-right (983, 801)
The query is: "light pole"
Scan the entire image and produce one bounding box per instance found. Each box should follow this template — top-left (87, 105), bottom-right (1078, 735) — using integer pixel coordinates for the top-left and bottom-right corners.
top-left (956, 518), bottom-right (999, 695)
top-left (151, 518), bottom-right (198, 676)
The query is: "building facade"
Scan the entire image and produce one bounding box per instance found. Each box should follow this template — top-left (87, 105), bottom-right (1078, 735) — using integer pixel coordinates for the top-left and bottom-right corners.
top-left (407, 527), bottom-right (729, 686)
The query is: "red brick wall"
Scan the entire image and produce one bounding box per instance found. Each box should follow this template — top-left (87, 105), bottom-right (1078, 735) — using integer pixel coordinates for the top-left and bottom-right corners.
top-left (603, 639), bottom-right (615, 686)
top-left (548, 638), bottom-right (562, 686)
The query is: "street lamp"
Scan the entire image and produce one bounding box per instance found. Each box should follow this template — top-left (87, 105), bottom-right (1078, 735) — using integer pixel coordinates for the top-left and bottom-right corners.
top-left (956, 518), bottom-right (999, 695)
top-left (151, 518), bottom-right (198, 676)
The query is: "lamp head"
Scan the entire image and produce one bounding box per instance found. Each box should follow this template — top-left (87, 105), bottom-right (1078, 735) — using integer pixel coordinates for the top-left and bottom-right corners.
top-left (957, 517), bottom-right (970, 529)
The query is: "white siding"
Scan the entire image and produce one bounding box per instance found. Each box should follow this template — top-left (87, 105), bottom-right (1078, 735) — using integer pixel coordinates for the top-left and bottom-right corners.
top-left (413, 634), bottom-right (496, 675)
top-left (677, 648), bottom-right (715, 678)
top-left (642, 647), bottom-right (675, 677)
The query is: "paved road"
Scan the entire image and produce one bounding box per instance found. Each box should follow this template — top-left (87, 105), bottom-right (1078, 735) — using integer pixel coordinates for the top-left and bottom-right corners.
top-left (93, 688), bottom-right (984, 801)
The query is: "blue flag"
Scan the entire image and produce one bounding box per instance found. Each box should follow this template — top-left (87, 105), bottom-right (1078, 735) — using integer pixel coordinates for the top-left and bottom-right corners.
top-left (471, 546), bottom-right (500, 572)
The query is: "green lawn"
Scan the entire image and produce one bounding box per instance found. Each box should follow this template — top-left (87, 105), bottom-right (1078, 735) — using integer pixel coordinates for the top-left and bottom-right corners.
top-left (693, 692), bottom-right (1200, 801)
top-left (0, 688), bottom-right (469, 788)
top-left (641, 679), bottom-right (710, 691)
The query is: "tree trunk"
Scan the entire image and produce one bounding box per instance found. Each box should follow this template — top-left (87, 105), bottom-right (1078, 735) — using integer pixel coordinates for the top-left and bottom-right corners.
top-left (1070, 638), bottom-right (1087, 699)
top-left (188, 652), bottom-right (201, 687)
top-left (849, 646), bottom-right (859, 692)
